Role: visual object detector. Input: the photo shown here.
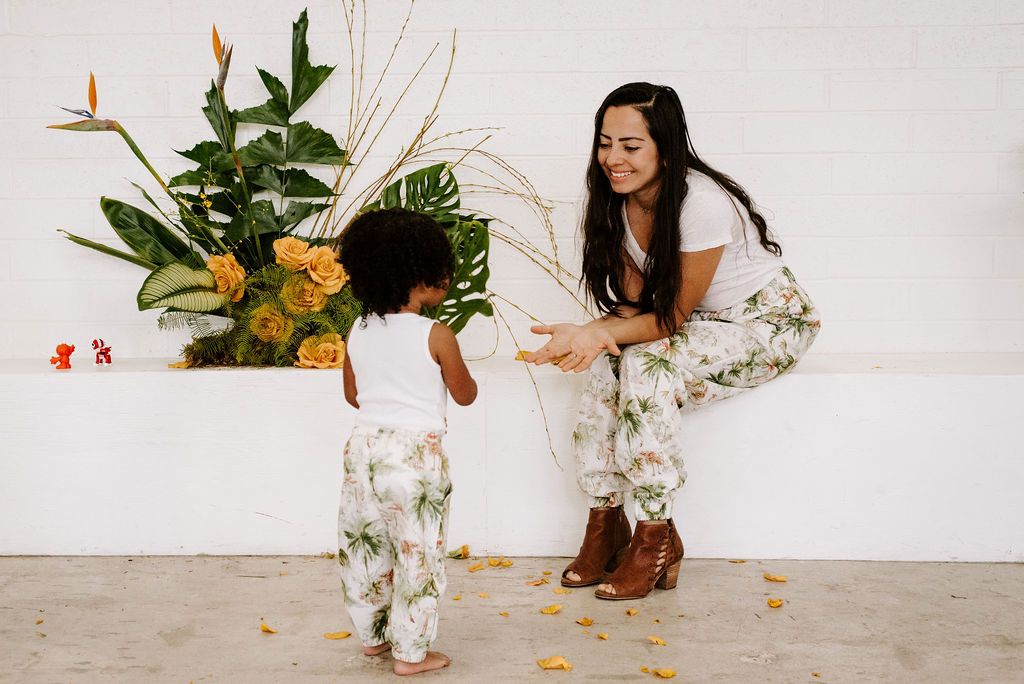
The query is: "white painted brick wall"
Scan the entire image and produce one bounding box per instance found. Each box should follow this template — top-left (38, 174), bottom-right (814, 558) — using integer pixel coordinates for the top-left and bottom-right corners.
top-left (1, 0), bottom-right (1023, 359)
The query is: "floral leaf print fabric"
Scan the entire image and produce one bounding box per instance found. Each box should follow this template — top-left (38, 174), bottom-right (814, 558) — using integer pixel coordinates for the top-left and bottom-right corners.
top-left (337, 426), bottom-right (452, 663)
top-left (573, 267), bottom-right (821, 520)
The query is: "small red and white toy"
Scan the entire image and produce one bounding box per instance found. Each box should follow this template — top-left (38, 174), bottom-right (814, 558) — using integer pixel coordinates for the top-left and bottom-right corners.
top-left (92, 338), bottom-right (112, 365)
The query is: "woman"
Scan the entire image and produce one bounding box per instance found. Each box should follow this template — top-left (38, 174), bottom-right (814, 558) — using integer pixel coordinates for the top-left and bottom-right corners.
top-left (526, 83), bottom-right (820, 600)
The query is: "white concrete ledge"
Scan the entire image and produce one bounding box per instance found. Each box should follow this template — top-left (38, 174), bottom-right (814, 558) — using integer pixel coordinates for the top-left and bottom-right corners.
top-left (1, 354), bottom-right (1022, 561)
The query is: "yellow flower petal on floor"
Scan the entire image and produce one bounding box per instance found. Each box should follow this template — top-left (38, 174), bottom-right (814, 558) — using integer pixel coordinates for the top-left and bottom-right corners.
top-left (647, 636), bottom-right (666, 646)
top-left (653, 618), bottom-right (661, 623)
top-left (167, 359), bottom-right (192, 368)
top-left (729, 559), bottom-right (747, 564)
top-left (323, 631), bottom-right (351, 640)
top-left (260, 622), bottom-right (277, 634)
top-left (540, 604), bottom-right (563, 615)
top-left (576, 617), bottom-right (594, 626)
top-left (641, 666), bottom-right (650, 673)
top-left (626, 608), bottom-right (639, 616)
top-left (536, 655), bottom-right (572, 671)
top-left (488, 557), bottom-right (500, 567)
top-left (499, 611), bottom-right (509, 617)
top-left (764, 573), bottom-right (788, 582)
top-left (447, 544), bottom-right (470, 559)
top-left (652, 668), bottom-right (677, 678)
top-left (812, 672), bottom-right (822, 678)
top-left (36, 619), bottom-right (44, 625)
top-left (553, 587), bottom-right (572, 595)
top-left (501, 559), bottom-right (514, 567)
top-left (527, 578), bottom-right (550, 586)
top-left (597, 632), bottom-right (609, 640)
top-left (452, 594), bottom-right (462, 601)
top-left (542, 570), bottom-right (552, 575)
top-left (478, 592), bottom-right (490, 599)
top-left (767, 598), bottom-right (784, 608)
top-left (468, 562), bottom-right (485, 573)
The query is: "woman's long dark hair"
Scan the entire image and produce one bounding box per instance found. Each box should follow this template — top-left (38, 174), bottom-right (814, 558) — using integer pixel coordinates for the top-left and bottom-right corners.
top-left (581, 82), bottom-right (781, 333)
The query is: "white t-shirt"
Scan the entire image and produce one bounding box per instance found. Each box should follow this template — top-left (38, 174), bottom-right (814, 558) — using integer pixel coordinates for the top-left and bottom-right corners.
top-left (623, 170), bottom-right (784, 312)
top-left (346, 313), bottom-right (447, 433)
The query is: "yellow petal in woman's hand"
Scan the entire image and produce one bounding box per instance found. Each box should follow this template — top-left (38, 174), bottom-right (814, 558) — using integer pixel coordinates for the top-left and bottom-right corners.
top-left (763, 573), bottom-right (788, 583)
top-left (467, 562), bottom-right (485, 573)
top-left (652, 669), bottom-right (677, 679)
top-left (260, 622), bottom-right (277, 634)
top-left (537, 655), bottom-right (573, 671)
top-left (576, 617), bottom-right (594, 626)
top-left (323, 631), bottom-right (351, 640)
top-left (767, 598), bottom-right (784, 608)
top-left (540, 604), bottom-right (563, 615)
top-left (647, 635), bottom-right (666, 646)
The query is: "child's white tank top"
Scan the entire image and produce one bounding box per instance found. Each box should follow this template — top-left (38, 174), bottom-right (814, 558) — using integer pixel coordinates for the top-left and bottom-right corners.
top-left (346, 313), bottom-right (447, 433)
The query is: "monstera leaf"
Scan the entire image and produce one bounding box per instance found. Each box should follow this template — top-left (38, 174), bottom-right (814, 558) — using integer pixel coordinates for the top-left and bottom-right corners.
top-left (426, 218), bottom-right (492, 333)
top-left (137, 262), bottom-right (228, 312)
top-left (365, 163), bottom-right (460, 225)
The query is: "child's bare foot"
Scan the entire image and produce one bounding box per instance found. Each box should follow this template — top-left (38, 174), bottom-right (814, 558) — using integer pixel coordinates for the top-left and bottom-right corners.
top-left (393, 651), bottom-right (451, 676)
top-left (363, 643), bottom-right (392, 656)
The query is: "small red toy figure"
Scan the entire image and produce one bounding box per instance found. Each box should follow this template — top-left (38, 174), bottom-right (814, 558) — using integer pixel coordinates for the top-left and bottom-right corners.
top-left (50, 343), bottom-right (75, 370)
top-left (92, 338), bottom-right (112, 365)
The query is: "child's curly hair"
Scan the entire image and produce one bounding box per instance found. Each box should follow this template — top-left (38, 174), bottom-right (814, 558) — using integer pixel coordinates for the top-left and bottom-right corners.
top-left (338, 207), bottom-right (454, 320)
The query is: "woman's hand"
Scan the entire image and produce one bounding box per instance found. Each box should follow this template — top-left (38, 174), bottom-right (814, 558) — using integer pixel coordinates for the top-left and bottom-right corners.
top-left (526, 323), bottom-right (621, 373)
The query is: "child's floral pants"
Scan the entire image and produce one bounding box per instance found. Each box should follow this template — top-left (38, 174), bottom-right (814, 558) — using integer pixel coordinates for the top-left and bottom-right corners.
top-left (337, 425), bottom-right (451, 663)
top-left (572, 267), bottom-right (821, 520)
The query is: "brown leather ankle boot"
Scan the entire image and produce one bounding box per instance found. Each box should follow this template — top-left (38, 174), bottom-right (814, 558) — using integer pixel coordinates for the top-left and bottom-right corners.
top-left (561, 506), bottom-right (632, 587)
top-left (594, 518), bottom-right (684, 600)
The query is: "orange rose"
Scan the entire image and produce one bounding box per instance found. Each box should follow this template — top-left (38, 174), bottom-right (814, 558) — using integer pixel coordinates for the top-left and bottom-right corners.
top-left (273, 236), bottom-right (314, 271)
top-left (306, 246), bottom-right (348, 295)
top-left (280, 275), bottom-right (327, 314)
top-left (295, 332), bottom-right (346, 369)
top-left (206, 253), bottom-right (246, 302)
top-left (249, 303), bottom-right (294, 343)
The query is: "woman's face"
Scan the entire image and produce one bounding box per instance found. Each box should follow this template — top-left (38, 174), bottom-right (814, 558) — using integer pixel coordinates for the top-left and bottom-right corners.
top-left (597, 105), bottom-right (661, 199)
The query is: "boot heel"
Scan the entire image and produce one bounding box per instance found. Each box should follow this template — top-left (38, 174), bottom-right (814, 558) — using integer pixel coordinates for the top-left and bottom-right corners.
top-left (655, 559), bottom-right (681, 590)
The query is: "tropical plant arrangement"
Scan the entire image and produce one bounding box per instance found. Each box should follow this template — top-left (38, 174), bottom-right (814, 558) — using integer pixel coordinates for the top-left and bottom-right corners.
top-left (49, 4), bottom-right (583, 370)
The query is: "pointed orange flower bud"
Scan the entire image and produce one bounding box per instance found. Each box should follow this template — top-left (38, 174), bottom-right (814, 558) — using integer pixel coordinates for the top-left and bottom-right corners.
top-left (212, 25), bottom-right (223, 65)
top-left (88, 72), bottom-right (97, 116)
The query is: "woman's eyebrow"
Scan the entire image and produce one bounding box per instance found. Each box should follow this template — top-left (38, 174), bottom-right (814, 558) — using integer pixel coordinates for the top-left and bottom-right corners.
top-left (599, 133), bottom-right (646, 142)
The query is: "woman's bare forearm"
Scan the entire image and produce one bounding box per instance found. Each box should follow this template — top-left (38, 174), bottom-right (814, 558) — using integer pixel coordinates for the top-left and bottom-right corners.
top-left (584, 310), bottom-right (670, 345)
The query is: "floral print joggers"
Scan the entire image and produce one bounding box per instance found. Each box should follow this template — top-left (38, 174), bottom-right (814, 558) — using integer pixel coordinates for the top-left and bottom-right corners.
top-left (573, 267), bottom-right (821, 520)
top-left (337, 426), bottom-right (451, 663)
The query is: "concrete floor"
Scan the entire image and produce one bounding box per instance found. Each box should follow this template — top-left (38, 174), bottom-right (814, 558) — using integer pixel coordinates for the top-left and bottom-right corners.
top-left (1, 557), bottom-right (1022, 683)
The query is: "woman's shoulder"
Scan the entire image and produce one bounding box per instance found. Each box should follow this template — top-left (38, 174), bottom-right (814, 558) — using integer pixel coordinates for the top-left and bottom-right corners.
top-left (681, 171), bottom-right (741, 222)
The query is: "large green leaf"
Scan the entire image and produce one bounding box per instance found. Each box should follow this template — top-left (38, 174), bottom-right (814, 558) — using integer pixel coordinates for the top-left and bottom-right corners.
top-left (237, 130), bottom-right (286, 166)
top-left (137, 262), bottom-right (228, 312)
top-left (202, 82), bottom-right (234, 151)
top-left (100, 197), bottom-right (196, 266)
top-left (285, 121), bottom-right (346, 165)
top-left (426, 219), bottom-right (492, 333)
top-left (290, 9), bottom-right (335, 114)
top-left (258, 68), bottom-right (289, 106)
top-left (175, 140), bottom-right (223, 166)
top-left (280, 201), bottom-right (329, 228)
top-left (366, 163), bottom-right (460, 225)
top-left (225, 199), bottom-right (279, 241)
top-left (235, 98), bottom-right (290, 127)
top-left (59, 230), bottom-right (157, 270)
top-left (247, 166), bottom-right (334, 197)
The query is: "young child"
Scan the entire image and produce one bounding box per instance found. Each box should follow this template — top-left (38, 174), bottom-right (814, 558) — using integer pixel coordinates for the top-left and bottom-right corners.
top-left (336, 207), bottom-right (477, 676)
